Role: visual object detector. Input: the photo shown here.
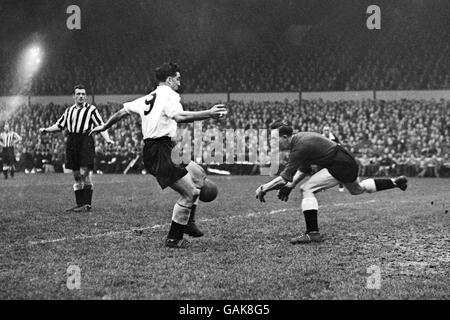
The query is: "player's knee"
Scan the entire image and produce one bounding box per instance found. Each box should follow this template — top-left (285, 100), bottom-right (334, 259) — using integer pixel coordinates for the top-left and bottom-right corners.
top-left (360, 179), bottom-right (377, 193)
top-left (73, 171), bottom-right (82, 182)
top-left (187, 162), bottom-right (206, 188)
top-left (300, 184), bottom-right (314, 198)
top-left (180, 186), bottom-right (199, 206)
top-left (79, 167), bottom-right (90, 178)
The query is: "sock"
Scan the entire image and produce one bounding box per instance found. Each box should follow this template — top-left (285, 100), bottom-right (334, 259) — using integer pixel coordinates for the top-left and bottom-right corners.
top-left (75, 190), bottom-right (84, 206)
top-left (303, 210), bottom-right (319, 233)
top-left (167, 221), bottom-right (185, 240)
top-left (188, 205), bottom-right (197, 223)
top-left (3, 170), bottom-right (7, 179)
top-left (73, 183), bottom-right (84, 206)
top-left (188, 195), bottom-right (199, 224)
top-left (10, 168), bottom-right (14, 178)
top-left (84, 184), bottom-right (93, 206)
top-left (374, 179), bottom-right (395, 191)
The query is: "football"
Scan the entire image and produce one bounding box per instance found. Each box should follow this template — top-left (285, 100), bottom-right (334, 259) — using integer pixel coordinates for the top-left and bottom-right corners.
top-left (199, 178), bottom-right (218, 202)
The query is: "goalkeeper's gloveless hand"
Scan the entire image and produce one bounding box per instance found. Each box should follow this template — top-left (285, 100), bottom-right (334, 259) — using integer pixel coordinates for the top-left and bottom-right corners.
top-left (278, 185), bottom-right (293, 202)
top-left (255, 185), bottom-right (266, 203)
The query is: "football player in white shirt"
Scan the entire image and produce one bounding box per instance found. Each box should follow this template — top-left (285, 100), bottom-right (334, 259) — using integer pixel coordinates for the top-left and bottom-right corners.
top-left (90, 62), bottom-right (227, 248)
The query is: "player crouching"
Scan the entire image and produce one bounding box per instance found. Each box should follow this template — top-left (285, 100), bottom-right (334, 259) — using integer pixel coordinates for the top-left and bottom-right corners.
top-left (255, 122), bottom-right (408, 244)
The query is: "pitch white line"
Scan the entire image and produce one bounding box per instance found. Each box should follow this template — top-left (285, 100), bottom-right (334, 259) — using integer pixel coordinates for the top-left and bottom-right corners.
top-left (27, 200), bottom-right (377, 246)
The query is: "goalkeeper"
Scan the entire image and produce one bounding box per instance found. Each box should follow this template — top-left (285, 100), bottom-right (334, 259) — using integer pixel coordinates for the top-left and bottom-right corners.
top-left (255, 122), bottom-right (408, 244)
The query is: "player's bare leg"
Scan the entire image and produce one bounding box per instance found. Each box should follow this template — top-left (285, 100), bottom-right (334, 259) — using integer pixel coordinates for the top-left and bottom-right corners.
top-left (73, 167), bottom-right (92, 212)
top-left (184, 162), bottom-right (207, 237)
top-left (166, 173), bottom-right (200, 248)
top-left (291, 169), bottom-right (340, 244)
top-left (345, 176), bottom-right (408, 195)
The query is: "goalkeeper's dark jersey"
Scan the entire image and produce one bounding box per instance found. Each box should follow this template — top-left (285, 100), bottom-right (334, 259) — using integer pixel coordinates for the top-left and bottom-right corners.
top-left (280, 132), bottom-right (339, 182)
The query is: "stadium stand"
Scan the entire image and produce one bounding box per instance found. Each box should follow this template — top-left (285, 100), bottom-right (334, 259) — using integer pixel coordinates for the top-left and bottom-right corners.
top-left (1, 1), bottom-right (449, 177)
top-left (1, 98), bottom-right (449, 177)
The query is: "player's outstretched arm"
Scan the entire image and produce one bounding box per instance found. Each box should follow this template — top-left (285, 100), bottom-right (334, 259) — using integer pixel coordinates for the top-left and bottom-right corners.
top-left (173, 104), bottom-right (227, 123)
top-left (39, 124), bottom-right (62, 134)
top-left (90, 107), bottom-right (129, 136)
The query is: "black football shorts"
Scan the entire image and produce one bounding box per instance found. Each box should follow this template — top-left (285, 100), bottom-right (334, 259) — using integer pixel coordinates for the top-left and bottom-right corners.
top-left (320, 145), bottom-right (359, 183)
top-left (2, 147), bottom-right (15, 166)
top-left (143, 136), bottom-right (188, 189)
top-left (66, 134), bottom-right (95, 170)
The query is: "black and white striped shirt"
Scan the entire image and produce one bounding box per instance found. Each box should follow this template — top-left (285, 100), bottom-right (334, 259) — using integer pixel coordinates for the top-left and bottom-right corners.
top-left (56, 103), bottom-right (104, 134)
top-left (1, 131), bottom-right (21, 148)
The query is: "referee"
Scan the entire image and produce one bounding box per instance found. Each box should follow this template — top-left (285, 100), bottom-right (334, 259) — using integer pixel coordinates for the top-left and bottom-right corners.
top-left (39, 85), bottom-right (114, 212)
top-left (0, 123), bottom-right (22, 179)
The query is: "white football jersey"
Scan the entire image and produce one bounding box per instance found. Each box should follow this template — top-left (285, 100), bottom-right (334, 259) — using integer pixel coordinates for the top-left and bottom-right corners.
top-left (123, 85), bottom-right (183, 139)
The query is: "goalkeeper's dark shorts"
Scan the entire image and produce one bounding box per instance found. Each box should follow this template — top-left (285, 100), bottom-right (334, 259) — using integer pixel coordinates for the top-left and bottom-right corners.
top-left (143, 136), bottom-right (188, 189)
top-left (318, 145), bottom-right (359, 183)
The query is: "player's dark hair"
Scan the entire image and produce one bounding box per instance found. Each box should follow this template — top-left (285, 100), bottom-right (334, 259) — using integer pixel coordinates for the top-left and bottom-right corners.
top-left (74, 84), bottom-right (85, 93)
top-left (155, 62), bottom-right (180, 82)
top-left (270, 120), bottom-right (293, 137)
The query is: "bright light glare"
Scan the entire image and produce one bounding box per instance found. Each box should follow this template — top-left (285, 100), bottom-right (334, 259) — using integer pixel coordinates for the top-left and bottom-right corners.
top-left (19, 44), bottom-right (44, 78)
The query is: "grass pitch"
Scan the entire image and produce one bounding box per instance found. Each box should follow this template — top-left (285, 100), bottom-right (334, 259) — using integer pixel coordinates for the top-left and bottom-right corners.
top-left (0, 174), bottom-right (449, 299)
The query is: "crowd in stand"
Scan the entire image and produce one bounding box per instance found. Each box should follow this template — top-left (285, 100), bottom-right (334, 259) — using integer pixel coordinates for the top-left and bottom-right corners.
top-left (1, 98), bottom-right (449, 177)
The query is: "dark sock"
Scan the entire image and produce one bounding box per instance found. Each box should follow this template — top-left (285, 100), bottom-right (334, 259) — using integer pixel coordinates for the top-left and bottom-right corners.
top-left (374, 179), bottom-right (395, 191)
top-left (75, 190), bottom-right (84, 206)
top-left (84, 185), bottom-right (93, 205)
top-left (10, 169), bottom-right (14, 178)
top-left (3, 170), bottom-right (7, 179)
top-left (188, 205), bottom-right (197, 223)
top-left (303, 210), bottom-right (319, 233)
top-left (168, 221), bottom-right (185, 240)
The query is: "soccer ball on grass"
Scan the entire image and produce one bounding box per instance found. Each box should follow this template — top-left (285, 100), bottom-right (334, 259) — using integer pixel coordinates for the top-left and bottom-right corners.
top-left (199, 178), bottom-right (218, 202)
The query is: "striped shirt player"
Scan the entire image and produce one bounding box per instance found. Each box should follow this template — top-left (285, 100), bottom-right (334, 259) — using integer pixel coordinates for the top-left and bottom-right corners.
top-left (39, 84), bottom-right (113, 212)
top-left (1, 123), bottom-right (22, 179)
top-left (89, 62), bottom-right (227, 249)
top-left (56, 103), bottom-right (104, 134)
top-left (256, 124), bottom-right (408, 245)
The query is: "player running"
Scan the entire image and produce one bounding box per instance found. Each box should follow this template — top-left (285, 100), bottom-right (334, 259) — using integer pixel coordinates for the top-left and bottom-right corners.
top-left (90, 62), bottom-right (226, 249)
top-left (255, 122), bottom-right (407, 244)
